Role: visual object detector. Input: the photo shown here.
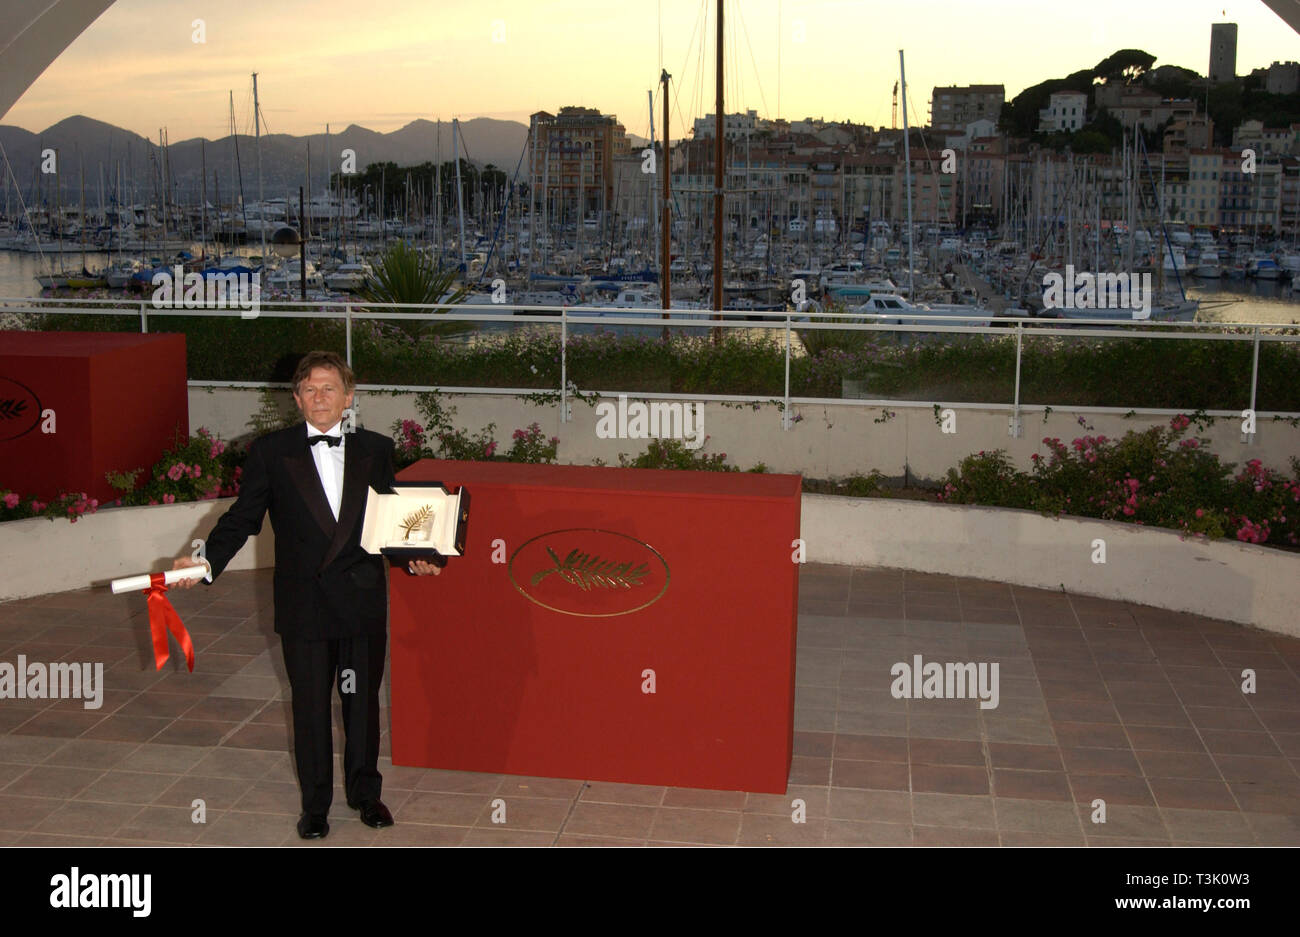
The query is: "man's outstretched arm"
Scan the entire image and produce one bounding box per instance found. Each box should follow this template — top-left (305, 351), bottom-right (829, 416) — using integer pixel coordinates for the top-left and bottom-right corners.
top-left (172, 437), bottom-right (273, 588)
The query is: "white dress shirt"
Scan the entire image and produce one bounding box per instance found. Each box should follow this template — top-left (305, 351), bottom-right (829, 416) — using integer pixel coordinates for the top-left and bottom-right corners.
top-left (307, 420), bottom-right (346, 520)
top-left (201, 422), bottom-right (344, 585)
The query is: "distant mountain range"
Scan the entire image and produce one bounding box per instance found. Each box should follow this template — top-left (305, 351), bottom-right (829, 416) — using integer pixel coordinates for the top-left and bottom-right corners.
top-left (0, 115), bottom-right (651, 203)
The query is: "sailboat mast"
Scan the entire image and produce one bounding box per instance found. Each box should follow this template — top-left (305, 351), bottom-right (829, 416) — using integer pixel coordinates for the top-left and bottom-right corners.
top-left (200, 140), bottom-right (208, 259)
top-left (454, 118), bottom-right (467, 275)
top-left (79, 154), bottom-right (86, 275)
top-left (661, 70), bottom-right (672, 317)
top-left (647, 89), bottom-right (657, 277)
top-left (528, 114), bottom-right (536, 273)
top-left (899, 50), bottom-right (915, 300)
top-left (158, 130), bottom-right (168, 249)
top-left (712, 0), bottom-right (724, 335)
top-left (435, 119), bottom-right (442, 255)
top-left (253, 72), bottom-right (266, 260)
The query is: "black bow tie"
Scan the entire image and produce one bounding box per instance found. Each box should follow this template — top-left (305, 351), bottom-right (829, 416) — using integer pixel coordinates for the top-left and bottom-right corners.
top-left (307, 435), bottom-right (341, 447)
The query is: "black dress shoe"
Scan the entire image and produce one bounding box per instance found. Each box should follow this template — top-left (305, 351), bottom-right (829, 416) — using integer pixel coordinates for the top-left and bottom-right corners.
top-left (350, 799), bottom-right (394, 828)
top-left (296, 813), bottom-right (330, 839)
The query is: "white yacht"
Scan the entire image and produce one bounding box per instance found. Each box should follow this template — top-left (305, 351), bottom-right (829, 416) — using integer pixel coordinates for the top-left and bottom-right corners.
top-left (323, 260), bottom-right (374, 292)
top-left (818, 261), bottom-right (866, 290)
top-left (1193, 249), bottom-right (1221, 279)
top-left (265, 259), bottom-right (323, 291)
top-left (850, 293), bottom-right (990, 328)
top-left (794, 293), bottom-right (988, 328)
top-left (1162, 246), bottom-right (1190, 274)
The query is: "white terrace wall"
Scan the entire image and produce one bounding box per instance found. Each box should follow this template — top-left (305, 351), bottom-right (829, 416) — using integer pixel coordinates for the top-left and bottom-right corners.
top-left (188, 388), bottom-right (1300, 484)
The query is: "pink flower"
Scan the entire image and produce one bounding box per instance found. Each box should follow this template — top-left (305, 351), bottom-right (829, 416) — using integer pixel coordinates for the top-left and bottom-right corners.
top-left (484, 441), bottom-right (498, 457)
top-left (1122, 506), bottom-right (1135, 515)
top-left (1170, 414), bottom-right (1190, 431)
top-left (1195, 508), bottom-right (1204, 518)
top-left (2, 492), bottom-right (18, 509)
top-left (167, 462), bottom-right (185, 481)
top-left (162, 493), bottom-right (176, 504)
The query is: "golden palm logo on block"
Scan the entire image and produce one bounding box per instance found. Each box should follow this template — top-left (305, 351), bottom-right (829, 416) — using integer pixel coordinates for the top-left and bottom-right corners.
top-left (531, 547), bottom-right (650, 591)
top-left (508, 528), bottom-right (669, 617)
top-left (398, 504), bottom-right (435, 541)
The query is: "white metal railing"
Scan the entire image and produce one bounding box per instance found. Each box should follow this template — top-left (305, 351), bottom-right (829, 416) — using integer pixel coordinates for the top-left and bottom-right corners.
top-left (4, 296), bottom-right (1299, 434)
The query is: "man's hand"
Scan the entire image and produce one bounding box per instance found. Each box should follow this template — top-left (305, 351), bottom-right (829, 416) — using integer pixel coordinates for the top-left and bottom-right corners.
top-left (171, 556), bottom-right (209, 589)
top-left (406, 559), bottom-right (442, 577)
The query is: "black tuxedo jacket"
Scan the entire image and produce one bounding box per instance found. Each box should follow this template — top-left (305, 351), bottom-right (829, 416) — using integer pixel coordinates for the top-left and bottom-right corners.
top-left (202, 422), bottom-right (398, 640)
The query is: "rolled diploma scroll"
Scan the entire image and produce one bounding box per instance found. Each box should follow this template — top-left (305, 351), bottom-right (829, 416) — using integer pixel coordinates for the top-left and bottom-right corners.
top-left (110, 562), bottom-right (210, 594)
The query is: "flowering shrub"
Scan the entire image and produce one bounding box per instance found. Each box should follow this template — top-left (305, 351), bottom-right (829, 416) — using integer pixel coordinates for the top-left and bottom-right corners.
top-left (617, 437), bottom-right (736, 472)
top-left (507, 423), bottom-right (560, 464)
top-left (0, 489), bottom-right (99, 523)
top-left (1, 428), bottom-right (240, 523)
top-left (394, 418), bottom-right (427, 463)
top-left (108, 427), bottom-right (244, 506)
top-left (940, 414), bottom-right (1300, 547)
top-left (391, 394), bottom-right (566, 467)
top-left (390, 393), bottom-right (498, 467)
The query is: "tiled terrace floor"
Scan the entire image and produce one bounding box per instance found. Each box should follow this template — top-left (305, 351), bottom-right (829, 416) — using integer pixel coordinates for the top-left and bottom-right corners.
top-left (0, 564), bottom-right (1297, 846)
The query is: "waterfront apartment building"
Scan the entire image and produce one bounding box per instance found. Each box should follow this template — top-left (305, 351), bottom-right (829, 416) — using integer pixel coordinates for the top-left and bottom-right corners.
top-left (1187, 148), bottom-right (1282, 232)
top-left (637, 126), bottom-right (1297, 240)
top-left (659, 139), bottom-right (961, 243)
top-left (1210, 23), bottom-right (1238, 84)
top-left (530, 106), bottom-right (632, 227)
top-left (930, 85), bottom-right (1005, 133)
top-left (1280, 158), bottom-right (1300, 238)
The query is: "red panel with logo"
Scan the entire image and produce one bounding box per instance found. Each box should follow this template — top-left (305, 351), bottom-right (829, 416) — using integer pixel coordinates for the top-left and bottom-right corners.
top-left (0, 332), bottom-right (188, 503)
top-left (389, 460), bottom-right (801, 793)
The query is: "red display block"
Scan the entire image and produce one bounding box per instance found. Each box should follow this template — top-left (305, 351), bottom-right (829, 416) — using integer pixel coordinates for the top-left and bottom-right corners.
top-left (389, 460), bottom-right (801, 793)
top-left (0, 331), bottom-right (188, 502)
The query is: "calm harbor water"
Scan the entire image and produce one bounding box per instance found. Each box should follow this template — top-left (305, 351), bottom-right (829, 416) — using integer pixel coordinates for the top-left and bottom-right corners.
top-left (2, 248), bottom-right (1299, 326)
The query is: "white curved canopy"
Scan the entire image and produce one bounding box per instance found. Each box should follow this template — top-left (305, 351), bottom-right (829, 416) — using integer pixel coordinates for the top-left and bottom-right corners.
top-left (0, 0), bottom-right (115, 120)
top-left (1260, 1), bottom-right (1300, 33)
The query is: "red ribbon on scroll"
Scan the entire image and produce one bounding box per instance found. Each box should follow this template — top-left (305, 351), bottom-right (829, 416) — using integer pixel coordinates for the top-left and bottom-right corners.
top-left (143, 573), bottom-right (196, 672)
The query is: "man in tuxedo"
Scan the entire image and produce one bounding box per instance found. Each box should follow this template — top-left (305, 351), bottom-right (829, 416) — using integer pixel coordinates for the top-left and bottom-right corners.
top-left (173, 350), bottom-right (438, 840)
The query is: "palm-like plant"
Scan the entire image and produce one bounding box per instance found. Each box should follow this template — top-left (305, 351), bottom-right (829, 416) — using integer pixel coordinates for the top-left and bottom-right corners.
top-left (357, 241), bottom-right (471, 339)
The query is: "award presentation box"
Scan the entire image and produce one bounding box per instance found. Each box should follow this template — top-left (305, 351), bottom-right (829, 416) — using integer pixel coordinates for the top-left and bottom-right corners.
top-left (389, 460), bottom-right (802, 794)
top-left (361, 482), bottom-right (469, 566)
top-left (0, 331), bottom-right (188, 502)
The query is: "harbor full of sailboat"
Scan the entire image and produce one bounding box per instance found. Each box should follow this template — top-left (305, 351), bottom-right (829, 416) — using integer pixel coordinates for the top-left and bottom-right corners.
top-left (6, 29), bottom-right (1300, 328)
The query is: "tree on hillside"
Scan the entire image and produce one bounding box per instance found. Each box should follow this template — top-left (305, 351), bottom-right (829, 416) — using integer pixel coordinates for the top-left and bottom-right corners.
top-left (1147, 66), bottom-right (1202, 99)
top-left (1094, 49), bottom-right (1157, 84)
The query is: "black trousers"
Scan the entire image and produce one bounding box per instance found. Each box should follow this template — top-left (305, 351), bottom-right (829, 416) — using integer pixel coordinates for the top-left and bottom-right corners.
top-left (280, 630), bottom-right (387, 816)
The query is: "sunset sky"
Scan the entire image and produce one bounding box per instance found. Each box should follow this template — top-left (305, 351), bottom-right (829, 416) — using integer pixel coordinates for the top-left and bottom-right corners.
top-left (4, 0), bottom-right (1298, 143)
